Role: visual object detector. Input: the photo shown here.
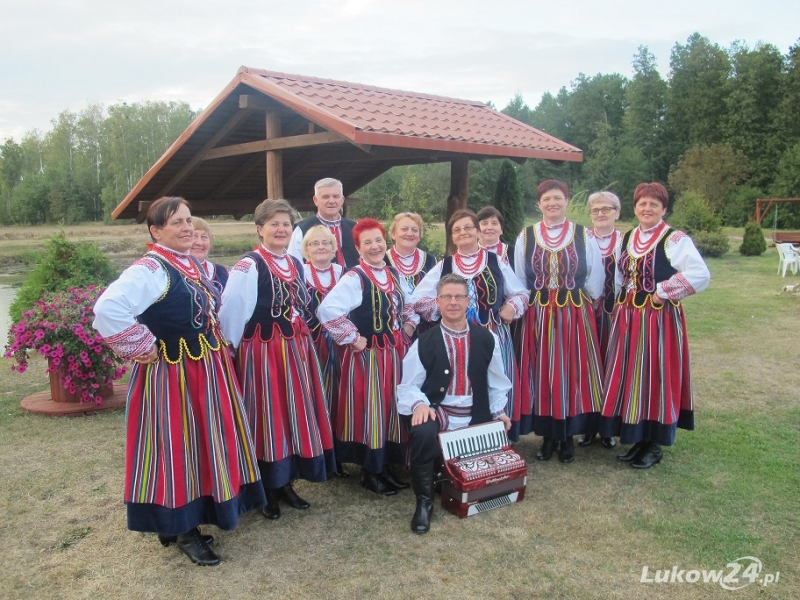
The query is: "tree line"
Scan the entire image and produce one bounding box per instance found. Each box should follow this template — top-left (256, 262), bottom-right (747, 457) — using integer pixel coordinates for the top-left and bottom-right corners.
top-left (2, 32), bottom-right (800, 229)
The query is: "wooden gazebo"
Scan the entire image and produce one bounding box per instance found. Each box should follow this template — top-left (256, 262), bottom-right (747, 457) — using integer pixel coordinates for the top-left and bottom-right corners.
top-left (112, 67), bottom-right (583, 222)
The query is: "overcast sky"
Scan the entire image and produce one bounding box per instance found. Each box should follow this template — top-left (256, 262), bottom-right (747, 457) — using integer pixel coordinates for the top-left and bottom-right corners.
top-left (1, 0), bottom-right (797, 142)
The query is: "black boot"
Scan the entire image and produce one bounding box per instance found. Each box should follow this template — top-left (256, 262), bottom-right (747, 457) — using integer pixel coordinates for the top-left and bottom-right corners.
top-left (176, 528), bottom-right (220, 566)
top-left (558, 436), bottom-right (575, 463)
top-left (159, 527), bottom-right (214, 547)
top-left (410, 462), bottom-right (435, 534)
top-left (617, 441), bottom-right (647, 462)
top-left (631, 442), bottom-right (663, 469)
top-left (361, 469), bottom-right (398, 496)
top-left (536, 437), bottom-right (556, 461)
top-left (600, 437), bottom-right (617, 448)
top-left (578, 432), bottom-right (596, 447)
top-left (280, 483), bottom-right (310, 509)
top-left (379, 466), bottom-right (410, 491)
top-left (261, 488), bottom-right (281, 520)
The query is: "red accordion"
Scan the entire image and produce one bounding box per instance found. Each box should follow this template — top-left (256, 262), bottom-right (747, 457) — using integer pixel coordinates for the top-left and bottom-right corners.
top-left (438, 421), bottom-right (527, 518)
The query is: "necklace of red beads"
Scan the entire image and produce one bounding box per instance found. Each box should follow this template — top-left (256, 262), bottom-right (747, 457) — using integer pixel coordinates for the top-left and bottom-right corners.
top-left (594, 230), bottom-right (618, 257)
top-left (360, 259), bottom-right (395, 294)
top-left (388, 247), bottom-right (422, 276)
top-left (453, 248), bottom-right (485, 277)
top-left (538, 221), bottom-right (570, 248)
top-left (257, 245), bottom-right (297, 282)
top-left (147, 244), bottom-right (201, 279)
top-left (309, 263), bottom-right (336, 294)
top-left (632, 221), bottom-right (667, 255)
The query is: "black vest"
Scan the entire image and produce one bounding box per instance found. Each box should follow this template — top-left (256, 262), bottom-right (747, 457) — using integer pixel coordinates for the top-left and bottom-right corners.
top-left (522, 222), bottom-right (588, 304)
top-left (297, 215), bottom-right (360, 269)
top-left (616, 228), bottom-right (679, 305)
top-left (417, 323), bottom-right (495, 426)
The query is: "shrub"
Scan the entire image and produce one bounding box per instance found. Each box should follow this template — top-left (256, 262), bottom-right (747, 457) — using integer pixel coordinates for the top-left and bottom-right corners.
top-left (669, 191), bottom-right (721, 235)
top-left (739, 220), bottom-right (767, 256)
top-left (693, 231), bottom-right (730, 258)
top-left (9, 231), bottom-right (118, 322)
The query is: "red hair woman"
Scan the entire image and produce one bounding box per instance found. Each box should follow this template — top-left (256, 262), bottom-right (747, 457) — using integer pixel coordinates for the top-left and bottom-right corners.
top-left (600, 183), bottom-right (710, 468)
top-left (318, 218), bottom-right (418, 495)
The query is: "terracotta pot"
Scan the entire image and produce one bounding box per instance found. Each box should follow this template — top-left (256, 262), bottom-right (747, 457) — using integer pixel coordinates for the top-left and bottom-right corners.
top-left (48, 362), bottom-right (114, 403)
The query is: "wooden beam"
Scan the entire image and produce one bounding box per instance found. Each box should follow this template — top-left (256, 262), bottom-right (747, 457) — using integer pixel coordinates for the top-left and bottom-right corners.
top-left (202, 131), bottom-right (344, 161)
top-left (207, 154), bottom-right (263, 200)
top-left (446, 157), bottom-right (469, 255)
top-left (266, 112), bottom-right (283, 199)
top-left (156, 108), bottom-right (255, 196)
top-left (239, 94), bottom-right (291, 113)
top-left (184, 198), bottom-right (262, 215)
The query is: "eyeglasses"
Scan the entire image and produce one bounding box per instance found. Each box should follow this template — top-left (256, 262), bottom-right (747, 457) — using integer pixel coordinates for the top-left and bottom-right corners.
top-left (589, 206), bottom-right (616, 216)
top-left (308, 240), bottom-right (334, 247)
top-left (438, 294), bottom-right (469, 302)
top-left (451, 225), bottom-right (476, 235)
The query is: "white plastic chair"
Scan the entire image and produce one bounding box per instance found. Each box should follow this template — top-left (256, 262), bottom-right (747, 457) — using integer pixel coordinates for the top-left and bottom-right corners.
top-left (777, 243), bottom-right (799, 276)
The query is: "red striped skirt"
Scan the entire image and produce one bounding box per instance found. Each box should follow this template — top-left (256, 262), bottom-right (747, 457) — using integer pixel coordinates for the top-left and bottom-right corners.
top-left (237, 325), bottom-right (335, 486)
top-left (517, 295), bottom-right (604, 439)
top-left (600, 299), bottom-right (694, 445)
top-left (334, 331), bottom-right (407, 472)
top-left (124, 347), bottom-right (264, 533)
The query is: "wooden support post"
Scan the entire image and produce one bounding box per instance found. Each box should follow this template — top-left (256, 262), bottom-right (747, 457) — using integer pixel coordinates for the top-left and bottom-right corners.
top-left (266, 112), bottom-right (283, 199)
top-left (446, 157), bottom-right (469, 255)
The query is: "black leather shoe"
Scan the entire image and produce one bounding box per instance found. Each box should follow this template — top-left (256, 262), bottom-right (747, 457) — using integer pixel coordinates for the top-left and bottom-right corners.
top-left (159, 528), bottom-right (214, 547)
top-left (617, 441), bottom-right (647, 462)
top-left (334, 460), bottom-right (349, 478)
top-left (379, 467), bottom-right (410, 491)
top-left (601, 437), bottom-right (617, 448)
top-left (536, 437), bottom-right (556, 461)
top-left (578, 433), bottom-right (596, 447)
top-left (558, 437), bottom-right (575, 463)
top-left (410, 462), bottom-right (435, 534)
top-left (361, 470), bottom-right (398, 496)
top-left (631, 443), bottom-right (663, 469)
top-left (280, 483), bottom-right (310, 509)
top-left (261, 488), bottom-right (281, 520)
top-left (176, 528), bottom-right (220, 566)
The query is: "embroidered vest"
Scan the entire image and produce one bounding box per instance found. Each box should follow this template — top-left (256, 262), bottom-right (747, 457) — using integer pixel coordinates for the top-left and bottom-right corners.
top-left (347, 265), bottom-right (404, 348)
top-left (616, 228), bottom-right (678, 305)
top-left (417, 323), bottom-right (494, 425)
top-left (441, 251), bottom-right (506, 325)
top-left (523, 223), bottom-right (588, 304)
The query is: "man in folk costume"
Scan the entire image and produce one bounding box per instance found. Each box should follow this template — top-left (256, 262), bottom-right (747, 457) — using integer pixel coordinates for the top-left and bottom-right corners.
top-left (397, 274), bottom-right (512, 534)
top-left (288, 178), bottom-right (360, 269)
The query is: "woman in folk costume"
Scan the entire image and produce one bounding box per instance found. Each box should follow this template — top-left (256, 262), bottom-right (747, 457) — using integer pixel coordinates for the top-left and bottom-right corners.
top-left (386, 212), bottom-right (437, 336)
top-left (477, 205), bottom-right (515, 269)
top-left (578, 191), bottom-right (624, 450)
top-left (600, 183), bottom-right (710, 469)
top-left (513, 180), bottom-right (605, 463)
top-left (411, 209), bottom-right (528, 441)
top-left (318, 218), bottom-right (419, 496)
top-left (189, 217), bottom-right (229, 294)
top-left (93, 196), bottom-right (265, 567)
top-left (219, 199), bottom-right (335, 521)
top-left (300, 225), bottom-right (347, 477)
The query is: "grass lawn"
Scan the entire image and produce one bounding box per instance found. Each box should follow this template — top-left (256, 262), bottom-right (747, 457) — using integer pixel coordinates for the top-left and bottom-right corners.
top-left (0, 227), bottom-right (798, 599)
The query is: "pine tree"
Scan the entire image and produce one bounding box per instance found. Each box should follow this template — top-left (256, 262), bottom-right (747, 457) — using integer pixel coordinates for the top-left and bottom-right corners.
top-left (493, 160), bottom-right (524, 243)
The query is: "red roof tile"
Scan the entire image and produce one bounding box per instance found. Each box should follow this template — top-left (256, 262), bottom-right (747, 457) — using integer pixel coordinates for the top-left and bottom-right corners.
top-left (238, 67), bottom-right (581, 161)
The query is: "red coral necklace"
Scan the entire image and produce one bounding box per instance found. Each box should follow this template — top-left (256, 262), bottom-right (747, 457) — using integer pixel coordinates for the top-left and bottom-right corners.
top-left (538, 221), bottom-right (570, 248)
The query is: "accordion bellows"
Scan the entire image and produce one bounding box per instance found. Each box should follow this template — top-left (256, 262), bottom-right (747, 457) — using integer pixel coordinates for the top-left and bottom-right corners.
top-left (438, 421), bottom-right (528, 518)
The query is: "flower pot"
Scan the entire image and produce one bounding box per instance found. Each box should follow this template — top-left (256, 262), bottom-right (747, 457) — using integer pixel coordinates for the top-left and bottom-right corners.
top-left (48, 362), bottom-right (114, 403)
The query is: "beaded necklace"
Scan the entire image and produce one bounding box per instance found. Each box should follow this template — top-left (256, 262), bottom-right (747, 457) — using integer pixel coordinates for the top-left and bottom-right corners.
top-left (388, 246), bottom-right (422, 276)
top-left (359, 258), bottom-right (395, 294)
top-left (538, 221), bottom-right (570, 248)
top-left (309, 263), bottom-right (336, 295)
top-left (453, 248), bottom-right (485, 277)
top-left (632, 221), bottom-right (667, 255)
top-left (257, 245), bottom-right (297, 282)
top-left (147, 244), bottom-right (201, 280)
top-left (594, 230), bottom-right (619, 257)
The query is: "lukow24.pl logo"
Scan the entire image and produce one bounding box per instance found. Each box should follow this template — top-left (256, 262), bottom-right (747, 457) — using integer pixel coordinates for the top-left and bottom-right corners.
top-left (641, 556), bottom-right (779, 590)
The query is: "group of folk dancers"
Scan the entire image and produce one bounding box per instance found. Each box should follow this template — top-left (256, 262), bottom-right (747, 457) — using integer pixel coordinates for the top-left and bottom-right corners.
top-left (92, 177), bottom-right (710, 566)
